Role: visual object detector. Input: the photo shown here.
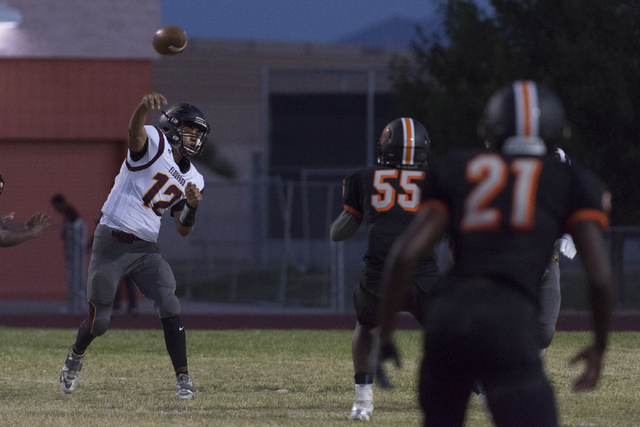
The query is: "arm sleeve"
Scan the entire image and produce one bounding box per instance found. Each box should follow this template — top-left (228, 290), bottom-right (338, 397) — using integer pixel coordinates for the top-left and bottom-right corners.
top-left (342, 172), bottom-right (363, 218)
top-left (170, 200), bottom-right (186, 217)
top-left (564, 167), bottom-right (609, 232)
top-left (330, 210), bottom-right (362, 241)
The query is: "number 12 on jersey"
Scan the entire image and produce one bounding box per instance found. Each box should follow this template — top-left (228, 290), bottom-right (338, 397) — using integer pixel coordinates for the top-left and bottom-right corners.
top-left (372, 169), bottom-right (425, 212)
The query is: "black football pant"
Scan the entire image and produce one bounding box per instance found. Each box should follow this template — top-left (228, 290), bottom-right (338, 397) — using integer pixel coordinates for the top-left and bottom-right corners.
top-left (419, 281), bottom-right (558, 427)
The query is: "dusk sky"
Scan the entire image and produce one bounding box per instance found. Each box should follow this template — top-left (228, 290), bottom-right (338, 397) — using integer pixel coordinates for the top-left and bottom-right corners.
top-left (161, 0), bottom-right (445, 44)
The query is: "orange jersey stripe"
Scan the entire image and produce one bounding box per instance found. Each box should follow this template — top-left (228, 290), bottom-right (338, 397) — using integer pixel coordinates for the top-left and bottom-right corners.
top-left (344, 204), bottom-right (363, 219)
top-left (421, 199), bottom-right (450, 215)
top-left (565, 209), bottom-right (610, 231)
top-left (521, 82), bottom-right (532, 136)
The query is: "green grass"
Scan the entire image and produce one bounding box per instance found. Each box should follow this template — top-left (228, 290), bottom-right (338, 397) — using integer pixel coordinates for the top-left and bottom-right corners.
top-left (0, 328), bottom-right (639, 426)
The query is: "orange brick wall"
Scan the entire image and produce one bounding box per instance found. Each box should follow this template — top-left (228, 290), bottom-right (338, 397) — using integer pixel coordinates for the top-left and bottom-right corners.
top-left (0, 59), bottom-right (152, 300)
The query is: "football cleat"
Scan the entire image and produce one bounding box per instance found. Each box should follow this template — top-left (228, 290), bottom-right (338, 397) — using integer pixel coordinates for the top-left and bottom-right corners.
top-left (348, 401), bottom-right (373, 421)
top-left (175, 373), bottom-right (195, 399)
top-left (60, 347), bottom-right (85, 394)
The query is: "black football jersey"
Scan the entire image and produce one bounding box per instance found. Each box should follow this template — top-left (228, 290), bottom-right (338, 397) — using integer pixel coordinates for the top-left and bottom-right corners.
top-left (342, 165), bottom-right (440, 273)
top-left (423, 149), bottom-right (609, 304)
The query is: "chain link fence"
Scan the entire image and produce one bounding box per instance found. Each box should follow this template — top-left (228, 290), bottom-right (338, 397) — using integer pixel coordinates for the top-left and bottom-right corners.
top-left (159, 177), bottom-right (640, 313)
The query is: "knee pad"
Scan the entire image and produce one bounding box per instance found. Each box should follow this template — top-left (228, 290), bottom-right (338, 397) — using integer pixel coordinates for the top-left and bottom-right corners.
top-left (89, 301), bottom-right (113, 336)
top-left (159, 293), bottom-right (181, 318)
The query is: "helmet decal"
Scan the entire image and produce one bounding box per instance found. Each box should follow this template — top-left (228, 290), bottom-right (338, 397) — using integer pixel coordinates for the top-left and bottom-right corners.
top-left (480, 80), bottom-right (568, 156)
top-left (401, 117), bottom-right (415, 165)
top-left (513, 80), bottom-right (540, 138)
top-left (378, 117), bottom-right (430, 167)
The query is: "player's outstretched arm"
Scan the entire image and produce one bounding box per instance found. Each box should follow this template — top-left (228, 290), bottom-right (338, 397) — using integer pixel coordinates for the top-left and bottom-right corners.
top-left (175, 182), bottom-right (202, 237)
top-left (128, 92), bottom-right (167, 153)
top-left (0, 211), bottom-right (50, 247)
top-left (568, 220), bottom-right (614, 392)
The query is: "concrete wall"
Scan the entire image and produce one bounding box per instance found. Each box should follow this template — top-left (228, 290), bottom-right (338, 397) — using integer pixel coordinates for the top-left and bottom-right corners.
top-left (153, 39), bottom-right (409, 182)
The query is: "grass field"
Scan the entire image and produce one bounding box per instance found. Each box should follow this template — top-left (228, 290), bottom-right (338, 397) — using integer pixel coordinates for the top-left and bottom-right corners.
top-left (0, 328), bottom-right (639, 426)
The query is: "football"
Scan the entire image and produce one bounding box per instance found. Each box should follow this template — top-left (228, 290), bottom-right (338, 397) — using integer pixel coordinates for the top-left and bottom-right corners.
top-left (153, 25), bottom-right (187, 56)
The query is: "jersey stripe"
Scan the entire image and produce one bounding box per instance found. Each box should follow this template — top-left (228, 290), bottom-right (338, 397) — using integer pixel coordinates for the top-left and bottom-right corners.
top-left (344, 204), bottom-right (363, 219)
top-left (421, 199), bottom-right (449, 216)
top-left (126, 127), bottom-right (166, 172)
top-left (565, 209), bottom-right (610, 231)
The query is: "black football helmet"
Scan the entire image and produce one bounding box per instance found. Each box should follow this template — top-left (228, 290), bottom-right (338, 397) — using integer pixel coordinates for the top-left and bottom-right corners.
top-left (159, 103), bottom-right (211, 158)
top-left (478, 80), bottom-right (570, 155)
top-left (378, 118), bottom-right (430, 167)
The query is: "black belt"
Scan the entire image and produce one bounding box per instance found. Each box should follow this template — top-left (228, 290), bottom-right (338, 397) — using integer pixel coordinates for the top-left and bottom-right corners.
top-left (111, 230), bottom-right (142, 244)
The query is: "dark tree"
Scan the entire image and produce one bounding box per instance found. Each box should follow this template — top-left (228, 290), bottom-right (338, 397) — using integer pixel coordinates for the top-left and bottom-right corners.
top-left (391, 0), bottom-right (640, 224)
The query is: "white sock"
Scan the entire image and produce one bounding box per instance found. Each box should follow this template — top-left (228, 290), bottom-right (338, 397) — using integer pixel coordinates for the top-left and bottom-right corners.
top-left (355, 384), bottom-right (373, 408)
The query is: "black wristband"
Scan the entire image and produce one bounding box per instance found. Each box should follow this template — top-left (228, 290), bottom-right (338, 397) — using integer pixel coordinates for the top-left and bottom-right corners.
top-left (179, 202), bottom-right (197, 227)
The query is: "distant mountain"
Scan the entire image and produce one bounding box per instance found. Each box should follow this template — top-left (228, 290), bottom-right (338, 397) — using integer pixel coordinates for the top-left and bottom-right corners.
top-left (336, 14), bottom-right (446, 49)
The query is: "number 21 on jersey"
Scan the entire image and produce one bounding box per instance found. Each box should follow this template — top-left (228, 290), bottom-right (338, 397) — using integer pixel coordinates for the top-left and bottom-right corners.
top-left (372, 169), bottom-right (425, 212)
top-left (461, 154), bottom-right (542, 232)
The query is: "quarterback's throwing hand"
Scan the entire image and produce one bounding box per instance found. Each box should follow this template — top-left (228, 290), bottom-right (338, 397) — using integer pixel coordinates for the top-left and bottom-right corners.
top-left (185, 182), bottom-right (202, 208)
top-left (141, 92), bottom-right (167, 110)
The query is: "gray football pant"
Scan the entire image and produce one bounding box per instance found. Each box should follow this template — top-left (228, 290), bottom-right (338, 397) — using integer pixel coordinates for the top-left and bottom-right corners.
top-left (538, 254), bottom-right (561, 350)
top-left (87, 224), bottom-right (181, 336)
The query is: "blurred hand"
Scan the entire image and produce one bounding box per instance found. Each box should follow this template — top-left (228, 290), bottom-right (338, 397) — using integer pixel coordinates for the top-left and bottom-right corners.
top-left (375, 336), bottom-right (402, 389)
top-left (559, 234), bottom-right (577, 259)
top-left (1, 212), bottom-right (15, 224)
top-left (141, 92), bottom-right (167, 109)
top-left (570, 344), bottom-right (605, 392)
top-left (25, 212), bottom-right (50, 236)
top-left (185, 182), bottom-right (202, 208)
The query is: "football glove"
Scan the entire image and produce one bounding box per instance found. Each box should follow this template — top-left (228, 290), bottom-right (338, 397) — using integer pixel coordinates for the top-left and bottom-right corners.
top-left (558, 234), bottom-right (576, 259)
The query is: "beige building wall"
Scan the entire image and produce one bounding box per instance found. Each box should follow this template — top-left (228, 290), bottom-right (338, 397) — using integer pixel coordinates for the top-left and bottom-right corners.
top-left (153, 39), bottom-right (408, 182)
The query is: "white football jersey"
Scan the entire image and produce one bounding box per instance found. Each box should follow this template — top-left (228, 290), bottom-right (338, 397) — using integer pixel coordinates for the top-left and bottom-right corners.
top-left (100, 125), bottom-right (205, 242)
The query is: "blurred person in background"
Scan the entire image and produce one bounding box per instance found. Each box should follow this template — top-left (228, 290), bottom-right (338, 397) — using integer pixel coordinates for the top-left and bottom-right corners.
top-left (51, 194), bottom-right (87, 314)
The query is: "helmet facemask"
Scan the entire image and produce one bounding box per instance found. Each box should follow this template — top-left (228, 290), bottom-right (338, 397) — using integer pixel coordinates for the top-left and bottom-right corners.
top-left (176, 120), bottom-right (209, 158)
